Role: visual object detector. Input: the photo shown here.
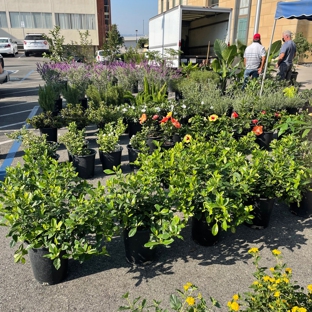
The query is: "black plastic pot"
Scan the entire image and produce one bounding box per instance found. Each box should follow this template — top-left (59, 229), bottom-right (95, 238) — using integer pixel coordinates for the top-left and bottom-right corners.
top-left (191, 214), bottom-right (219, 246)
top-left (245, 198), bottom-right (275, 229)
top-left (72, 148), bottom-right (96, 179)
top-left (127, 144), bottom-right (140, 170)
top-left (255, 131), bottom-right (274, 151)
top-left (39, 127), bottom-right (58, 142)
top-left (54, 97), bottom-right (62, 113)
top-left (123, 228), bottom-right (157, 264)
top-left (290, 190), bottom-right (312, 218)
top-left (99, 146), bottom-right (123, 171)
top-left (128, 121), bottom-right (142, 139)
top-left (28, 248), bottom-right (68, 285)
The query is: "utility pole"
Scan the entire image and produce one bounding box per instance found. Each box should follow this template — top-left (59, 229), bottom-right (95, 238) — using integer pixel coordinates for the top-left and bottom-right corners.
top-left (136, 29), bottom-right (138, 43)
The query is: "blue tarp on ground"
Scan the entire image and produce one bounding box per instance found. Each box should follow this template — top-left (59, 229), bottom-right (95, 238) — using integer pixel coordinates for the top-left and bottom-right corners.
top-left (275, 0), bottom-right (312, 20)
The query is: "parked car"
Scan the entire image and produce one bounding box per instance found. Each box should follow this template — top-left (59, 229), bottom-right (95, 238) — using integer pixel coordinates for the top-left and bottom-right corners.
top-left (0, 54), bottom-right (9, 84)
top-left (23, 33), bottom-right (49, 57)
top-left (0, 37), bottom-right (18, 56)
top-left (95, 50), bottom-right (109, 64)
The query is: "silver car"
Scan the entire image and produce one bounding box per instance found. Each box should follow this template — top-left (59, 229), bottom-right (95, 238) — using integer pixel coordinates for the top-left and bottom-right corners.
top-left (0, 54), bottom-right (9, 84)
top-left (0, 37), bottom-right (18, 56)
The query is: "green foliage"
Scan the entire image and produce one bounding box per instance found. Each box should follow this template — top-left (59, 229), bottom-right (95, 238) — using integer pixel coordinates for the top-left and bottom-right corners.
top-left (293, 32), bottom-right (312, 64)
top-left (38, 84), bottom-right (57, 112)
top-left (27, 111), bottom-right (64, 129)
top-left (101, 24), bottom-right (124, 61)
top-left (58, 122), bottom-right (90, 156)
top-left (0, 150), bottom-right (115, 269)
top-left (7, 127), bottom-right (59, 159)
top-left (123, 46), bottom-right (145, 63)
top-left (137, 37), bottom-right (148, 49)
top-left (180, 62), bottom-right (199, 77)
top-left (60, 103), bottom-right (90, 129)
top-left (42, 25), bottom-right (66, 62)
top-left (96, 118), bottom-right (126, 153)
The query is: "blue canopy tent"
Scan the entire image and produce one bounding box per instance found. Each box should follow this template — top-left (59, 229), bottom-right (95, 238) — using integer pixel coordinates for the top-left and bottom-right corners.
top-left (260, 0), bottom-right (312, 95)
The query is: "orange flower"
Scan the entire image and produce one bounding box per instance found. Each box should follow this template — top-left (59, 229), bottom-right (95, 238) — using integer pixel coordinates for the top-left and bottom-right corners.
top-left (139, 113), bottom-right (147, 124)
top-left (252, 125), bottom-right (263, 136)
top-left (171, 118), bottom-right (181, 128)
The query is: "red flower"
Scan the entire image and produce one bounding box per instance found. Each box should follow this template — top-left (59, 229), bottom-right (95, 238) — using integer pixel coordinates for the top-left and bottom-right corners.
top-left (261, 110), bottom-right (266, 114)
top-left (160, 116), bottom-right (170, 123)
top-left (152, 115), bottom-right (159, 120)
top-left (231, 111), bottom-right (239, 118)
top-left (252, 125), bottom-right (263, 136)
top-left (252, 119), bottom-right (258, 124)
top-left (274, 112), bottom-right (281, 118)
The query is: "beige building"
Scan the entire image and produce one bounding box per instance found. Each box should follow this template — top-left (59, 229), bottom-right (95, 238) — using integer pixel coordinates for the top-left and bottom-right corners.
top-left (0, 0), bottom-right (111, 47)
top-left (158, 0), bottom-right (312, 62)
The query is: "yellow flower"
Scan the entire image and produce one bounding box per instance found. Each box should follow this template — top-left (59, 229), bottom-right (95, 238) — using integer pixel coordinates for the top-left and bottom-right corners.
top-left (197, 293), bottom-right (202, 299)
top-left (185, 296), bottom-right (195, 306)
top-left (284, 278), bottom-right (289, 284)
top-left (166, 111), bottom-right (172, 117)
top-left (232, 294), bottom-right (239, 301)
top-left (307, 284), bottom-right (312, 292)
top-left (252, 281), bottom-right (259, 285)
top-left (298, 308), bottom-right (307, 312)
top-left (292, 307), bottom-right (307, 312)
top-left (263, 276), bottom-right (271, 282)
top-left (208, 114), bottom-right (218, 122)
top-left (269, 267), bottom-right (275, 272)
top-left (228, 301), bottom-right (240, 311)
top-left (274, 291), bottom-right (280, 297)
top-left (308, 113), bottom-right (312, 116)
top-left (183, 134), bottom-right (192, 143)
top-left (248, 247), bottom-right (259, 254)
top-left (285, 268), bottom-right (292, 274)
top-left (272, 249), bottom-right (281, 256)
top-left (183, 282), bottom-right (193, 291)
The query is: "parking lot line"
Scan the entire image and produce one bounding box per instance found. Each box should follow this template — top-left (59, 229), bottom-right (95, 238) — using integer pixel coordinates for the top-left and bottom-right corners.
top-left (0, 105), bottom-right (39, 181)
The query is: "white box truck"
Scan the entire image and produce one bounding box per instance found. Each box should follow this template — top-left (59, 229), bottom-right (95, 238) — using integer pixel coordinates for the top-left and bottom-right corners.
top-left (149, 5), bottom-right (232, 68)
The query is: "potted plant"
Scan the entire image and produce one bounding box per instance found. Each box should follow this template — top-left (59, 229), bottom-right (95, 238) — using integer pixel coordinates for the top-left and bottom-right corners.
top-left (96, 118), bottom-right (127, 171)
top-left (58, 122), bottom-right (96, 179)
top-left (127, 130), bottom-right (147, 170)
top-left (27, 111), bottom-right (64, 142)
top-left (38, 84), bottom-right (59, 113)
top-left (6, 126), bottom-right (59, 160)
top-left (60, 103), bottom-right (90, 129)
top-left (0, 149), bottom-right (115, 284)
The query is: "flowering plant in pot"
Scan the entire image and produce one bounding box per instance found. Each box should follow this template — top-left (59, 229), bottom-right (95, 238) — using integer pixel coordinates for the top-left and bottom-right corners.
top-left (229, 111), bottom-right (253, 136)
top-left (159, 111), bottom-right (182, 143)
top-left (0, 150), bottom-right (115, 283)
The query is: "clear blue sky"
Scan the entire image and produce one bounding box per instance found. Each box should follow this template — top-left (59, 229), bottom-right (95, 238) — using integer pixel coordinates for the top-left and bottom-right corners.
top-left (111, 0), bottom-right (158, 37)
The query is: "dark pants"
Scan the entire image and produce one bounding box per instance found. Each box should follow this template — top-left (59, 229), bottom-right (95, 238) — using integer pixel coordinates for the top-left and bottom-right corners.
top-left (242, 69), bottom-right (259, 90)
top-left (278, 63), bottom-right (292, 81)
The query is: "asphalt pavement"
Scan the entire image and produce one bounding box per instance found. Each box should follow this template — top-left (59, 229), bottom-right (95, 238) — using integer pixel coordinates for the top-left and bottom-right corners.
top-left (0, 62), bottom-right (312, 312)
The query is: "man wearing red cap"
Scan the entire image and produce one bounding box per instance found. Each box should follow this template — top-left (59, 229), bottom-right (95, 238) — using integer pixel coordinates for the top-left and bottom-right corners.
top-left (242, 33), bottom-right (266, 90)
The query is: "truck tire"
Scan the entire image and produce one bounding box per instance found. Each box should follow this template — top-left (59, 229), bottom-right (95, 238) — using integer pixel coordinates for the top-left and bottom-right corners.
top-left (25, 51), bottom-right (29, 57)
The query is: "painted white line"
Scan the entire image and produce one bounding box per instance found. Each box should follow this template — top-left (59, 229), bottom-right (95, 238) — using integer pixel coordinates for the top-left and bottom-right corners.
top-left (0, 121), bottom-right (25, 129)
top-left (0, 139), bottom-right (14, 145)
top-left (0, 101), bottom-right (37, 108)
top-left (20, 70), bottom-right (34, 82)
top-left (0, 109), bottom-right (32, 117)
top-left (0, 88), bottom-right (39, 96)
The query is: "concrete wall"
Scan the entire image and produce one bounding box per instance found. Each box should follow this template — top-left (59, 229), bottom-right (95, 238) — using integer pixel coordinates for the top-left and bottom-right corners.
top-left (0, 0), bottom-right (99, 45)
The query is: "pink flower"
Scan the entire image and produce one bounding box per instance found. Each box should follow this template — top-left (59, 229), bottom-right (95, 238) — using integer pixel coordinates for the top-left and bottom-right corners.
top-left (252, 119), bottom-right (258, 124)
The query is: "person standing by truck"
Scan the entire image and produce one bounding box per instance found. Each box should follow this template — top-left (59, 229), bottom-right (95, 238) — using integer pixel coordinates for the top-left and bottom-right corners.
top-left (242, 33), bottom-right (266, 90)
top-left (276, 30), bottom-right (296, 81)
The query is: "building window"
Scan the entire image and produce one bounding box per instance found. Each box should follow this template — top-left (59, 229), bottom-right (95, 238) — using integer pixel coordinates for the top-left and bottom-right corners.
top-left (209, 0), bottom-right (219, 6)
top-left (236, 0), bottom-right (250, 44)
top-left (9, 12), bottom-right (52, 28)
top-left (55, 13), bottom-right (95, 30)
top-left (0, 12), bottom-right (8, 28)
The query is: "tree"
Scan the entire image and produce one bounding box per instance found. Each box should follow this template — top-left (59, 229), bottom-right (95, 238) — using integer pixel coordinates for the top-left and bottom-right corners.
top-left (43, 26), bottom-right (66, 62)
top-left (136, 37), bottom-right (148, 49)
top-left (101, 24), bottom-right (124, 62)
top-left (293, 32), bottom-right (312, 65)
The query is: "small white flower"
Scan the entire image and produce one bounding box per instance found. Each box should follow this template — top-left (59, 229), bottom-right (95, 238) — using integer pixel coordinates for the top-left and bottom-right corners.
top-left (201, 101), bottom-right (204, 105)
top-left (181, 104), bottom-right (186, 109)
top-left (155, 107), bottom-right (161, 112)
top-left (122, 108), bottom-right (127, 112)
top-left (210, 106), bottom-right (214, 109)
top-left (131, 106), bottom-right (135, 110)
top-left (141, 109), bottom-right (146, 112)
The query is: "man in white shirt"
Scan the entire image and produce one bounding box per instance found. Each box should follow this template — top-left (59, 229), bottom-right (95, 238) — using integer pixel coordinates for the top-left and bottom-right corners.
top-left (242, 33), bottom-right (266, 90)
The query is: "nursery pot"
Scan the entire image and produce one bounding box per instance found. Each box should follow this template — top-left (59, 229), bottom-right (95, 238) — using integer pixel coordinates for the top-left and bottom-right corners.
top-left (127, 144), bottom-right (140, 170)
top-left (28, 248), bottom-right (68, 285)
top-left (54, 97), bottom-right (62, 113)
top-left (99, 146), bottom-right (123, 171)
top-left (39, 127), bottom-right (58, 143)
top-left (72, 148), bottom-right (96, 179)
top-left (80, 98), bottom-right (88, 110)
top-left (255, 131), bottom-right (274, 151)
top-left (146, 136), bottom-right (162, 154)
top-left (128, 121), bottom-right (142, 139)
top-left (245, 198), bottom-right (275, 229)
top-left (123, 228), bottom-right (157, 264)
top-left (191, 214), bottom-right (219, 246)
top-left (290, 189), bottom-right (312, 218)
